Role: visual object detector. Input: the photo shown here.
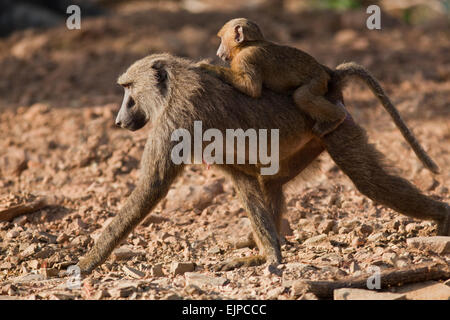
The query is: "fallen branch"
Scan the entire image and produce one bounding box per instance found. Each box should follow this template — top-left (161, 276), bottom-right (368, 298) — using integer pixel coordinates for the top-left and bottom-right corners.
top-left (293, 262), bottom-right (450, 299)
top-left (0, 197), bottom-right (47, 222)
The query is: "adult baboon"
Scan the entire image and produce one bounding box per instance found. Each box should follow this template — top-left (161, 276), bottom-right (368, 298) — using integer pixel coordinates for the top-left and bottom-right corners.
top-left (77, 53), bottom-right (449, 274)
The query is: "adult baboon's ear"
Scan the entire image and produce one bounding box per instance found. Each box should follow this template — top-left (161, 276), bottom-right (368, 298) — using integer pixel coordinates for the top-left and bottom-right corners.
top-left (152, 60), bottom-right (168, 83)
top-left (152, 60), bottom-right (168, 95)
top-left (234, 25), bottom-right (244, 43)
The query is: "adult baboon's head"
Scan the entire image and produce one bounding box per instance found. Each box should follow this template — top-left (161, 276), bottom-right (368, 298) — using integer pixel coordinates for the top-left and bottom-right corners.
top-left (115, 54), bottom-right (202, 131)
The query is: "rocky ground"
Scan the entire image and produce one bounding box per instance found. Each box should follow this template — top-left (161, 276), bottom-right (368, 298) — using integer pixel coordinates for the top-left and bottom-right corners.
top-left (0, 1), bottom-right (449, 300)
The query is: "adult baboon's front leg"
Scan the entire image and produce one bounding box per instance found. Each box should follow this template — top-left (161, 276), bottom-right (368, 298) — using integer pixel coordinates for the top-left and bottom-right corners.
top-left (77, 141), bottom-right (183, 274)
top-left (216, 170), bottom-right (281, 271)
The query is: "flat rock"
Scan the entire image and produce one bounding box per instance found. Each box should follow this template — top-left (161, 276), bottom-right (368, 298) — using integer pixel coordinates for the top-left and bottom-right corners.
top-left (170, 262), bottom-right (195, 275)
top-left (151, 264), bottom-right (164, 277)
top-left (112, 247), bottom-right (136, 261)
top-left (185, 272), bottom-right (227, 288)
top-left (0, 295), bottom-right (21, 300)
top-left (334, 288), bottom-right (406, 300)
top-left (20, 243), bottom-right (39, 258)
top-left (12, 273), bottom-right (46, 283)
top-left (406, 236), bottom-right (450, 254)
top-left (123, 265), bottom-right (146, 279)
top-left (395, 281), bottom-right (450, 300)
top-left (303, 234), bottom-right (327, 245)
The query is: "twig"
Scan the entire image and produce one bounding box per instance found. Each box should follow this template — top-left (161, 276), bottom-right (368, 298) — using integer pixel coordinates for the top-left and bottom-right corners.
top-left (0, 197), bottom-right (47, 222)
top-left (293, 262), bottom-right (450, 299)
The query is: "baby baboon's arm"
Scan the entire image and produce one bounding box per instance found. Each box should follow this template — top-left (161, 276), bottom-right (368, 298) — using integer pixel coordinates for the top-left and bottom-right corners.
top-left (201, 63), bottom-right (263, 98)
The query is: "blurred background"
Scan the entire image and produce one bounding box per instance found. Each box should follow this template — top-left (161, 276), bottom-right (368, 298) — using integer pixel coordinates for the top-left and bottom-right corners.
top-left (0, 0), bottom-right (449, 109)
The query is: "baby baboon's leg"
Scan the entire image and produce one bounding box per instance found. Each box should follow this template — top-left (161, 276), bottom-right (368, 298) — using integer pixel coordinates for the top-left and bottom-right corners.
top-left (216, 170), bottom-right (281, 271)
top-left (324, 115), bottom-right (450, 236)
top-left (293, 73), bottom-right (346, 137)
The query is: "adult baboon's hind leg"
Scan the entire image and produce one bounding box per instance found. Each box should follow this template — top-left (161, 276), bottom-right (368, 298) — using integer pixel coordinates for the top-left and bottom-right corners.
top-left (215, 170), bottom-right (282, 271)
top-left (323, 114), bottom-right (450, 236)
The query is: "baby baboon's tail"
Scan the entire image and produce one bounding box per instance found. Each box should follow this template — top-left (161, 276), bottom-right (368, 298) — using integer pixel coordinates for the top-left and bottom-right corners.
top-left (335, 62), bottom-right (440, 174)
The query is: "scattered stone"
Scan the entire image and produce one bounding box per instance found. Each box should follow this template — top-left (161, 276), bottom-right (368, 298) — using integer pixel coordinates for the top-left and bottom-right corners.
top-left (20, 243), bottom-right (39, 258)
top-left (406, 236), bottom-right (450, 254)
top-left (34, 247), bottom-right (54, 259)
top-left (298, 293), bottom-right (319, 300)
top-left (185, 272), bottom-right (227, 288)
top-left (405, 223), bottom-right (420, 233)
top-left (112, 247), bottom-right (136, 261)
top-left (367, 232), bottom-right (385, 242)
top-left (208, 246), bottom-right (222, 255)
top-left (2, 284), bottom-right (17, 295)
top-left (123, 265), bottom-right (146, 279)
top-left (334, 288), bottom-right (406, 300)
top-left (184, 284), bottom-right (205, 295)
top-left (291, 280), bottom-right (310, 297)
top-left (56, 233), bottom-right (70, 244)
top-left (352, 237), bottom-right (365, 247)
top-left (108, 286), bottom-right (135, 298)
top-left (357, 224), bottom-right (373, 235)
top-left (38, 267), bottom-right (59, 279)
top-left (93, 290), bottom-right (110, 300)
top-left (264, 264), bottom-right (283, 277)
top-left (12, 273), bottom-right (45, 283)
top-left (49, 292), bottom-right (76, 300)
top-left (0, 262), bottom-right (13, 270)
top-left (382, 252), bottom-right (398, 265)
top-left (132, 237), bottom-right (146, 246)
top-left (285, 262), bottom-right (314, 273)
top-left (349, 261), bottom-right (360, 273)
top-left (12, 215), bottom-right (28, 226)
top-left (170, 262), bottom-right (195, 275)
top-left (267, 287), bottom-right (284, 299)
top-left (6, 229), bottom-right (19, 239)
top-left (303, 234), bottom-right (327, 245)
top-left (395, 281), bottom-right (450, 300)
top-left (163, 293), bottom-right (183, 300)
top-left (151, 264), bottom-right (165, 277)
top-left (317, 219), bottom-right (335, 234)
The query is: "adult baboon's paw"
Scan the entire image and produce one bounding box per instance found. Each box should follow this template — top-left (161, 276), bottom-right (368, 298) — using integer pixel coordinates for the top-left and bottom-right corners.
top-left (76, 257), bottom-right (95, 276)
top-left (214, 255), bottom-right (266, 272)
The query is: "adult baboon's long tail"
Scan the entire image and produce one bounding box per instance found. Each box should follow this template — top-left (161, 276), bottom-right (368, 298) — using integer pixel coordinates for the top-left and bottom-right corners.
top-left (335, 62), bottom-right (440, 174)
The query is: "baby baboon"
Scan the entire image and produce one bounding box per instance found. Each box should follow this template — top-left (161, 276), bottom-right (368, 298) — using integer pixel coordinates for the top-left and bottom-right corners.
top-left (77, 53), bottom-right (449, 274)
top-left (201, 18), bottom-right (346, 137)
top-left (200, 18), bottom-right (440, 174)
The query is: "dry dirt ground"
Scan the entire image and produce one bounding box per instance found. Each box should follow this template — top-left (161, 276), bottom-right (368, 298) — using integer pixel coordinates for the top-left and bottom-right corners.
top-left (0, 2), bottom-right (449, 300)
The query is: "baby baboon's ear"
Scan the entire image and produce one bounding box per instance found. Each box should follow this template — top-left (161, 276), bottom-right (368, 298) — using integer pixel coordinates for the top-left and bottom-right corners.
top-left (234, 25), bottom-right (244, 43)
top-left (152, 60), bottom-right (168, 95)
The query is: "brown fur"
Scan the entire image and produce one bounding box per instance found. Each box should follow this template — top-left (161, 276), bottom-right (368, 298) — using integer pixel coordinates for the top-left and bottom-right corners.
top-left (77, 53), bottom-right (449, 274)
